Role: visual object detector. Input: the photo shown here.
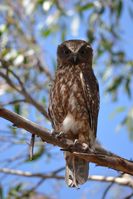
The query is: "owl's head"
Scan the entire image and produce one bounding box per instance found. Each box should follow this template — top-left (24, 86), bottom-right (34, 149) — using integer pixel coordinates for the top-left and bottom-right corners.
top-left (57, 39), bottom-right (93, 66)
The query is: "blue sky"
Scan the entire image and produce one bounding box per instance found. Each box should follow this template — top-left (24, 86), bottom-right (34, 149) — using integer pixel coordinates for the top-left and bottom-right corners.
top-left (0, 1), bottom-right (133, 199)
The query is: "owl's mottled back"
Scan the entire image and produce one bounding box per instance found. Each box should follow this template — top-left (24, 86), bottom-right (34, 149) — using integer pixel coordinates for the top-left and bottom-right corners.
top-left (48, 39), bottom-right (99, 187)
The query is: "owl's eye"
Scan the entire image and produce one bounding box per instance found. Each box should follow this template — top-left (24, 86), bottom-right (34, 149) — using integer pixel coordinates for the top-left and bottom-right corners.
top-left (63, 49), bottom-right (70, 55)
top-left (80, 49), bottom-right (86, 55)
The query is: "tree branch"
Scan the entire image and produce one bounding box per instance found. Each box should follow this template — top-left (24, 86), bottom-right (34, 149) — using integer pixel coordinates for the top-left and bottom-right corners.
top-left (0, 107), bottom-right (133, 177)
top-left (0, 167), bottom-right (63, 180)
top-left (0, 167), bottom-right (133, 187)
top-left (0, 62), bottom-right (49, 118)
top-left (73, 151), bottom-right (133, 176)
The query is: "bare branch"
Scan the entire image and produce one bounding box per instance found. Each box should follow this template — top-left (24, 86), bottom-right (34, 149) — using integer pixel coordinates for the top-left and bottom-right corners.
top-left (0, 107), bottom-right (61, 146)
top-left (89, 175), bottom-right (133, 187)
top-left (0, 167), bottom-right (133, 187)
top-left (73, 151), bottom-right (133, 176)
top-left (0, 107), bottom-right (133, 177)
top-left (0, 167), bottom-right (63, 180)
top-left (0, 64), bottom-right (48, 118)
top-left (0, 71), bottom-right (20, 92)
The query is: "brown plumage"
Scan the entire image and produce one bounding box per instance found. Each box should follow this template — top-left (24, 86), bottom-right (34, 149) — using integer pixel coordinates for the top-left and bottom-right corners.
top-left (48, 39), bottom-right (100, 187)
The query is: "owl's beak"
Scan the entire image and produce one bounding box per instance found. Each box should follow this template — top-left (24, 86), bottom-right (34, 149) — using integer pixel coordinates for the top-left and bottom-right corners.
top-left (73, 54), bottom-right (77, 63)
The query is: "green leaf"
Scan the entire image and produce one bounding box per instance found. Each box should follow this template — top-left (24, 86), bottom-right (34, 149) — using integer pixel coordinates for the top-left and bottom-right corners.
top-left (127, 118), bottom-right (133, 141)
top-left (37, 0), bottom-right (44, 4)
top-left (42, 97), bottom-right (46, 105)
top-left (15, 184), bottom-right (23, 192)
top-left (0, 24), bottom-right (7, 36)
top-left (97, 47), bottom-right (104, 57)
top-left (109, 106), bottom-right (126, 119)
top-left (106, 76), bottom-right (123, 93)
top-left (127, 109), bottom-right (133, 134)
top-left (125, 77), bottom-right (131, 99)
top-left (116, 107), bottom-right (126, 113)
top-left (8, 183), bottom-right (23, 197)
top-left (119, 109), bottom-right (133, 141)
top-left (87, 29), bottom-right (95, 43)
top-left (77, 3), bottom-right (94, 12)
top-left (61, 28), bottom-right (66, 42)
top-left (117, 0), bottom-right (123, 18)
top-left (89, 13), bottom-right (98, 25)
top-left (0, 186), bottom-right (3, 199)
top-left (100, 37), bottom-right (113, 51)
top-left (14, 104), bottom-right (21, 114)
top-left (41, 28), bottom-right (52, 37)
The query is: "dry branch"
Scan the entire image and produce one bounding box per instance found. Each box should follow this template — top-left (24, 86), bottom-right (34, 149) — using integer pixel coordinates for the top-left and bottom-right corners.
top-left (0, 63), bottom-right (49, 118)
top-left (0, 167), bottom-right (133, 187)
top-left (0, 107), bottom-right (133, 176)
top-left (73, 152), bottom-right (133, 176)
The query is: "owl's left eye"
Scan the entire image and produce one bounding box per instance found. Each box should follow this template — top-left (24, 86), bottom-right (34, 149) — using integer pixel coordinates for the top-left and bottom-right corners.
top-left (64, 49), bottom-right (70, 55)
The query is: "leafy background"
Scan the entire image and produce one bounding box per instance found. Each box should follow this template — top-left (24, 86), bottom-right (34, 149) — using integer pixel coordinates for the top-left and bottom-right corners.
top-left (0, 0), bottom-right (133, 198)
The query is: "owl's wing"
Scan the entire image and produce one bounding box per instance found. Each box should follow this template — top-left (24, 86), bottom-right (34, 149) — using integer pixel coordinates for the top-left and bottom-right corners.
top-left (48, 82), bottom-right (55, 129)
top-left (80, 69), bottom-right (100, 137)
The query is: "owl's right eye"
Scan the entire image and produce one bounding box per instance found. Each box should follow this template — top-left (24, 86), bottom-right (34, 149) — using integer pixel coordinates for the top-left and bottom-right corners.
top-left (63, 49), bottom-right (70, 55)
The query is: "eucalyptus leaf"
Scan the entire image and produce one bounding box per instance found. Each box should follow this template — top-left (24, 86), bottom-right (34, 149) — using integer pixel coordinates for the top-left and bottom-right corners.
top-left (109, 106), bottom-right (126, 119)
top-left (117, 0), bottom-right (123, 18)
top-left (77, 3), bottom-right (94, 12)
top-left (0, 186), bottom-right (3, 199)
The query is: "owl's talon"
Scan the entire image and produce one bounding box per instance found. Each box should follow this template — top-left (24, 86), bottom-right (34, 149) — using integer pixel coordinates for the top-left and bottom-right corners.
top-left (74, 139), bottom-right (79, 145)
top-left (51, 129), bottom-right (65, 139)
top-left (73, 140), bottom-right (83, 150)
top-left (82, 143), bottom-right (89, 152)
top-left (58, 131), bottom-right (64, 138)
top-left (53, 131), bottom-right (65, 139)
top-left (51, 130), bottom-right (58, 137)
top-left (73, 140), bottom-right (89, 152)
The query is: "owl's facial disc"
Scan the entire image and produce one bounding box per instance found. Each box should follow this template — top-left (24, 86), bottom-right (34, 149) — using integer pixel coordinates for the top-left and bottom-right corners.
top-left (67, 52), bottom-right (78, 64)
top-left (57, 40), bottom-right (93, 66)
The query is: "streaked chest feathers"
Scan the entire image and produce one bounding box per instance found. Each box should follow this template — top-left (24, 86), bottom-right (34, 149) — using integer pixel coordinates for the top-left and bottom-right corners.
top-left (49, 64), bottom-right (89, 135)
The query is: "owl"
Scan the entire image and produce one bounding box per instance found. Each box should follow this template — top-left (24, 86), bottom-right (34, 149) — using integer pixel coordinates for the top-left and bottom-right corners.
top-left (48, 40), bottom-right (100, 187)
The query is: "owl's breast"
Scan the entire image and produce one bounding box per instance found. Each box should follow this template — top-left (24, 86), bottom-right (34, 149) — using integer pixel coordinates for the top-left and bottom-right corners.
top-left (56, 67), bottom-right (86, 112)
top-left (49, 66), bottom-right (87, 132)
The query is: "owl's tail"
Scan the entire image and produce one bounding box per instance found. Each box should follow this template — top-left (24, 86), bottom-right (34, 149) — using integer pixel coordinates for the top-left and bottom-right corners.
top-left (65, 152), bottom-right (89, 188)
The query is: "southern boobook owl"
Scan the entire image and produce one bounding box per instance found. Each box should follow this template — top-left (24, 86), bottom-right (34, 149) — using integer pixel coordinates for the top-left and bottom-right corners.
top-left (48, 39), bottom-right (100, 187)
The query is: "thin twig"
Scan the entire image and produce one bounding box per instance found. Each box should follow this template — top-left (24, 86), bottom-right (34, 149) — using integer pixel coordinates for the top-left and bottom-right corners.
top-left (1, 99), bottom-right (26, 106)
top-left (29, 134), bottom-right (35, 160)
top-left (102, 182), bottom-right (114, 199)
top-left (124, 192), bottom-right (133, 199)
top-left (102, 173), bottom-right (124, 199)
